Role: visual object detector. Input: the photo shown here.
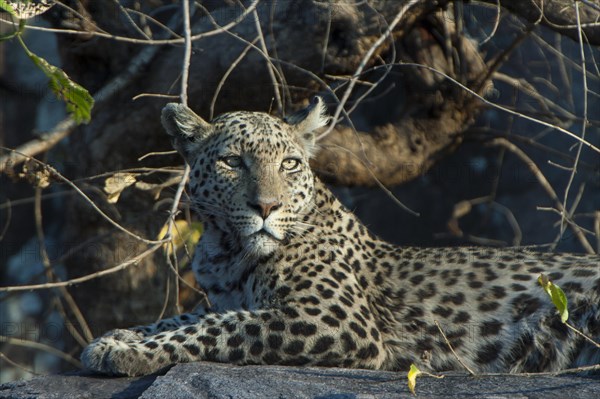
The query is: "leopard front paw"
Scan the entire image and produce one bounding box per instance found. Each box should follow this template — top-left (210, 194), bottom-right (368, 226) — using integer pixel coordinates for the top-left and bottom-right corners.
top-left (81, 333), bottom-right (158, 376)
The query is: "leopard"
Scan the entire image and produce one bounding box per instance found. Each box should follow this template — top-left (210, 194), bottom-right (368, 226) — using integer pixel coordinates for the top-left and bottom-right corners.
top-left (81, 96), bottom-right (600, 377)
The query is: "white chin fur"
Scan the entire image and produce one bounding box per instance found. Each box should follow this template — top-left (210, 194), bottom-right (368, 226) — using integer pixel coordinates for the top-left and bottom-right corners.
top-left (244, 232), bottom-right (281, 257)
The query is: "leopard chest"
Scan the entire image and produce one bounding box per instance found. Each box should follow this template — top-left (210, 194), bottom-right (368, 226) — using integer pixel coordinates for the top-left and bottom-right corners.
top-left (192, 253), bottom-right (278, 313)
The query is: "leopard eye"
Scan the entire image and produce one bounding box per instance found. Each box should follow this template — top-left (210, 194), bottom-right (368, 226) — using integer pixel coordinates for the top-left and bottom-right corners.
top-left (281, 158), bottom-right (301, 171)
top-left (220, 155), bottom-right (243, 168)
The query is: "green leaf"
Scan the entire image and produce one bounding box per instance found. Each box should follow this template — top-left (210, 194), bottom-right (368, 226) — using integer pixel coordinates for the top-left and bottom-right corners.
top-left (0, 0), bottom-right (16, 16)
top-left (538, 274), bottom-right (569, 323)
top-left (407, 364), bottom-right (421, 395)
top-left (2, 6), bottom-right (90, 120)
top-left (18, 36), bottom-right (94, 124)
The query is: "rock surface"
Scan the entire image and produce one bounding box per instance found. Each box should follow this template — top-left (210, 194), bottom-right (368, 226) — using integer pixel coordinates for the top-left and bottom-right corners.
top-left (1, 362), bottom-right (599, 399)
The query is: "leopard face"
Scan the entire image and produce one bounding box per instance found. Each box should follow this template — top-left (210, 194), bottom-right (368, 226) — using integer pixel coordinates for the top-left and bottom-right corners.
top-left (162, 98), bottom-right (329, 257)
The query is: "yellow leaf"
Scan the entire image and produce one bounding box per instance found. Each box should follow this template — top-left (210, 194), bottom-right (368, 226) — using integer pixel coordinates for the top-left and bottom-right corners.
top-left (104, 173), bottom-right (137, 203)
top-left (185, 222), bottom-right (203, 250)
top-left (158, 220), bottom-right (203, 257)
top-left (538, 274), bottom-right (569, 323)
top-left (407, 363), bottom-right (422, 395)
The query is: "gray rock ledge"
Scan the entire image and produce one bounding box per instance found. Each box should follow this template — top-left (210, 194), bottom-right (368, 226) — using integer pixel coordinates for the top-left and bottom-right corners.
top-left (1, 362), bottom-right (599, 399)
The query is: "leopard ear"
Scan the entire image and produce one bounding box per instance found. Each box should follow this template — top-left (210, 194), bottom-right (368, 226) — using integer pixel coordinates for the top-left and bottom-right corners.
top-left (285, 96), bottom-right (330, 157)
top-left (161, 103), bottom-right (213, 162)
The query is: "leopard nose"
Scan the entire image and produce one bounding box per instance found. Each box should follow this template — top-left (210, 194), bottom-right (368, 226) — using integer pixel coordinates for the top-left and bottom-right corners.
top-left (247, 200), bottom-right (282, 219)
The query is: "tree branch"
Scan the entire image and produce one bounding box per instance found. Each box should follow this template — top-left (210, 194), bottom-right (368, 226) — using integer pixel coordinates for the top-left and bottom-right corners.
top-left (0, 8), bottom-right (180, 174)
top-left (475, 0), bottom-right (600, 45)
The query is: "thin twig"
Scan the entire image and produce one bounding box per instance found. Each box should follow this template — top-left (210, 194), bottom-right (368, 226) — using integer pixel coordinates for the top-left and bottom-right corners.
top-left (163, 0), bottom-right (193, 250)
top-left (180, 0), bottom-right (193, 106)
top-left (112, 0), bottom-right (151, 40)
top-left (152, 0), bottom-right (200, 316)
top-left (319, 0), bottom-right (421, 140)
top-left (168, 239), bottom-right (182, 315)
top-left (492, 72), bottom-right (576, 122)
top-left (50, 1), bottom-right (110, 35)
top-left (194, 2), bottom-right (288, 117)
top-left (156, 267), bottom-right (171, 321)
top-left (476, 22), bottom-right (534, 93)
top-left (470, 364), bottom-right (600, 378)
top-left (156, 0), bottom-right (195, 318)
top-left (594, 211), bottom-right (600, 253)
top-left (0, 243), bottom-right (162, 292)
top-left (320, 6), bottom-right (332, 73)
top-left (124, 8), bottom-right (180, 38)
top-left (163, 216), bottom-right (209, 300)
top-left (0, 336), bottom-right (82, 368)
top-left (138, 150), bottom-right (178, 161)
top-left (551, 183), bottom-right (587, 250)
top-left (384, 62), bottom-right (600, 154)
top-left (0, 198), bottom-right (11, 241)
top-left (559, 2), bottom-right (589, 243)
top-left (267, 1), bottom-right (292, 106)
top-left (6, 154), bottom-right (168, 245)
top-left (345, 5), bottom-right (397, 117)
top-left (0, 10), bottom-right (180, 174)
top-left (490, 202), bottom-right (523, 246)
top-left (434, 320), bottom-right (476, 375)
top-left (252, 8), bottom-right (283, 114)
top-left (321, 143), bottom-right (419, 216)
top-left (0, 0), bottom-right (260, 45)
top-left (479, 0), bottom-right (501, 45)
top-left (489, 138), bottom-right (594, 254)
top-left (132, 93), bottom-right (179, 101)
top-left (202, 22), bottom-right (346, 126)
top-left (580, 0), bottom-right (600, 12)
top-left (0, 118), bottom-right (76, 174)
top-left (530, 32), bottom-right (600, 82)
top-left (0, 352), bottom-right (39, 376)
top-left (34, 185), bottom-right (93, 346)
top-left (537, 207), bottom-right (596, 236)
top-left (565, 322), bottom-right (600, 349)
top-left (209, 37), bottom-right (259, 120)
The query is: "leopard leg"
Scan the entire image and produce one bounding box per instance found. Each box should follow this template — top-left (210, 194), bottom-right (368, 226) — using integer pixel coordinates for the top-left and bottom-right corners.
top-left (131, 306), bottom-right (209, 336)
top-left (81, 307), bottom-right (386, 376)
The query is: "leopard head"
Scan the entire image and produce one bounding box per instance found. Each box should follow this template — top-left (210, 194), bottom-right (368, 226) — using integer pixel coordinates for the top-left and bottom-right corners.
top-left (161, 97), bottom-right (329, 257)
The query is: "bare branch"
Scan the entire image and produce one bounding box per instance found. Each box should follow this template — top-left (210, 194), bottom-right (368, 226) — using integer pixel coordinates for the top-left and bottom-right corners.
top-left (0, 352), bottom-right (39, 376)
top-left (319, 0), bottom-right (422, 140)
top-left (473, 0), bottom-right (600, 45)
top-left (253, 9), bottom-right (283, 114)
top-left (180, 0), bottom-right (193, 106)
top-left (0, 336), bottom-right (82, 369)
top-left (34, 186), bottom-right (93, 346)
top-left (559, 2), bottom-right (590, 245)
top-left (0, 9), bottom-right (179, 174)
top-left (0, 118), bottom-right (76, 174)
top-left (435, 320), bottom-right (476, 375)
top-left (0, 0), bottom-right (260, 45)
top-left (397, 63), bottom-right (600, 154)
top-left (209, 37), bottom-right (259, 120)
top-left (489, 138), bottom-right (595, 254)
top-left (0, 244), bottom-right (162, 293)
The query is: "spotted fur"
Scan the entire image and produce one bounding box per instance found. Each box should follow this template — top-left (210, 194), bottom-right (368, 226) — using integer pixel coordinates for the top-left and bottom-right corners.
top-left (82, 97), bottom-right (600, 376)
